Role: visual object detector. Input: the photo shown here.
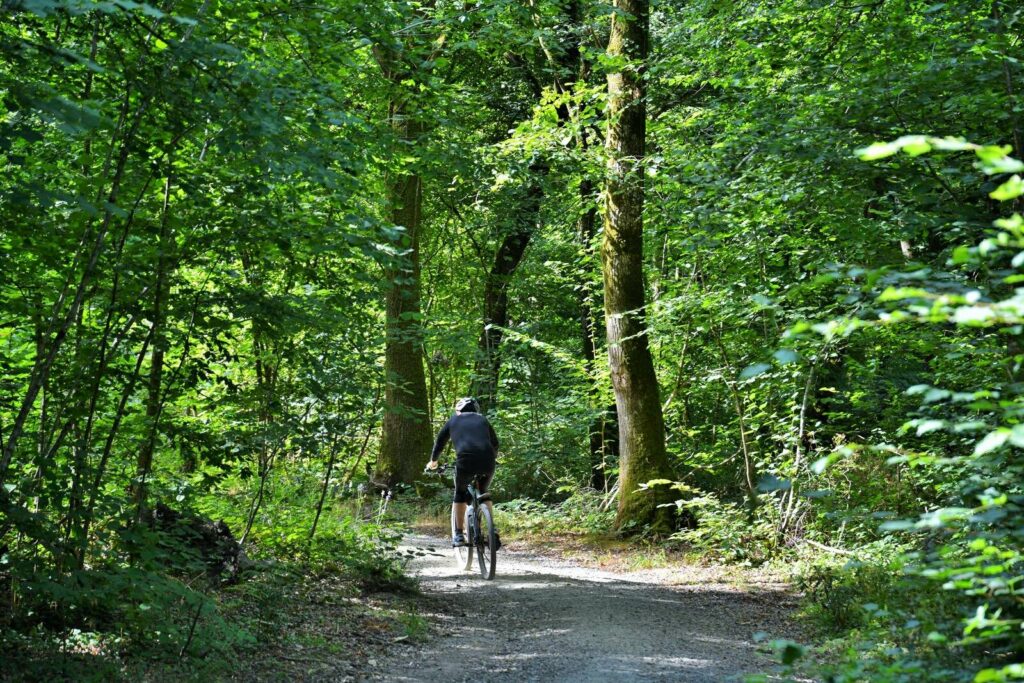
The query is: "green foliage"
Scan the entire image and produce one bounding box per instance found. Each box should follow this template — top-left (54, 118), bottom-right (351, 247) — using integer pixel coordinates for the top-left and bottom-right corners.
top-left (797, 545), bottom-right (918, 634)
top-left (670, 492), bottom-right (777, 564)
top-left (789, 140), bottom-right (1024, 681)
top-left (397, 612), bottom-right (430, 643)
top-left (0, 0), bottom-right (414, 672)
top-left (1, 564), bottom-right (253, 680)
top-left (498, 489), bottom-right (616, 537)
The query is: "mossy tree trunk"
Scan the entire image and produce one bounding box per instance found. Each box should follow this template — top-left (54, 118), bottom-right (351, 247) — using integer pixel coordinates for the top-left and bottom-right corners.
top-left (602, 0), bottom-right (673, 532)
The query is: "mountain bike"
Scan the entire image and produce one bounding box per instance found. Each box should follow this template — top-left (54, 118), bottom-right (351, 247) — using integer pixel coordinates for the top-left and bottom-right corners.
top-left (427, 464), bottom-right (497, 580)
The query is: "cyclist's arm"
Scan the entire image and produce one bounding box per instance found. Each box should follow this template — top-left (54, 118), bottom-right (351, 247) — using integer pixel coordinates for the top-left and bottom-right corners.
top-left (488, 422), bottom-right (499, 450)
top-left (429, 420), bottom-right (452, 463)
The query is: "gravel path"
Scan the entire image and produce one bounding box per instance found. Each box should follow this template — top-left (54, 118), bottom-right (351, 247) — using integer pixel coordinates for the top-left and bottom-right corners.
top-left (371, 535), bottom-right (797, 683)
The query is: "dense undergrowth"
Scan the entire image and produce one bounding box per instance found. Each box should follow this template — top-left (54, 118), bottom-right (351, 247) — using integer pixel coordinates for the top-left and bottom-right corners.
top-left (1, 472), bottom-right (421, 682)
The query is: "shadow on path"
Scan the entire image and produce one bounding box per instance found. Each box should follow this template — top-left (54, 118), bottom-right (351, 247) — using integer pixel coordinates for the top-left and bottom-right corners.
top-left (373, 535), bottom-right (796, 683)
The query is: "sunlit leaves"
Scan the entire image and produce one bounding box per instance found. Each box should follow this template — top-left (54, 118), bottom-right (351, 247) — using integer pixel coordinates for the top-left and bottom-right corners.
top-left (856, 135), bottom-right (974, 161)
top-left (991, 175), bottom-right (1024, 202)
top-left (974, 429), bottom-right (1010, 456)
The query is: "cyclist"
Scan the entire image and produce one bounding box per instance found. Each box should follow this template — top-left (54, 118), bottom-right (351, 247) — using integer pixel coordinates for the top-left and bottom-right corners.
top-left (425, 397), bottom-right (500, 548)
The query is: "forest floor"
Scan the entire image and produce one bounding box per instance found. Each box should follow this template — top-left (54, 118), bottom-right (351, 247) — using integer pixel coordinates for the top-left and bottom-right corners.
top-left (366, 533), bottom-right (802, 682)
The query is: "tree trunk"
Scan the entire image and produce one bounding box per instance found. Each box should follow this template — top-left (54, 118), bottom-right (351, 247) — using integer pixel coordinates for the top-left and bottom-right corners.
top-left (471, 163), bottom-right (546, 414)
top-left (577, 179), bottom-right (607, 488)
top-left (132, 174), bottom-right (174, 520)
top-left (603, 0), bottom-right (673, 532)
top-left (376, 113), bottom-right (432, 486)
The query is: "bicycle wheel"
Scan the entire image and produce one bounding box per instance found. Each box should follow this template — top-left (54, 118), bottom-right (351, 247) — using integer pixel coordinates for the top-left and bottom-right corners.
top-left (475, 503), bottom-right (497, 580)
top-left (452, 506), bottom-right (473, 570)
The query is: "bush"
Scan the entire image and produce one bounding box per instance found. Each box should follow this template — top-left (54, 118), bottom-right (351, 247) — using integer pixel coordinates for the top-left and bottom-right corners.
top-left (670, 492), bottom-right (778, 564)
top-left (498, 488), bottom-right (615, 536)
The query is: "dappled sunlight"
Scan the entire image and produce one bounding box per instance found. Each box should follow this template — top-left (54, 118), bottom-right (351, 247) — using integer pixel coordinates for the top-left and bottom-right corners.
top-left (379, 535), bottom-right (790, 681)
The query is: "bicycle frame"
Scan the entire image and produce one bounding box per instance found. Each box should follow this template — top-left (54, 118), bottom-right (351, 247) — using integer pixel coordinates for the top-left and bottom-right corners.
top-left (463, 474), bottom-right (497, 580)
top-left (428, 464), bottom-right (497, 579)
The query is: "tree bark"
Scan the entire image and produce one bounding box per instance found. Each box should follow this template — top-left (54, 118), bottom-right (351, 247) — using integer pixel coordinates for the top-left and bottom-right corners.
top-left (603, 0), bottom-right (673, 532)
top-left (370, 5), bottom-right (443, 487)
top-left (376, 113), bottom-right (432, 486)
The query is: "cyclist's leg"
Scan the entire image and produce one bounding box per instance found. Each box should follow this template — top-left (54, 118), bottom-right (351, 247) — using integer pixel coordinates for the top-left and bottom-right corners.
top-left (452, 465), bottom-right (473, 543)
top-left (476, 467), bottom-right (495, 518)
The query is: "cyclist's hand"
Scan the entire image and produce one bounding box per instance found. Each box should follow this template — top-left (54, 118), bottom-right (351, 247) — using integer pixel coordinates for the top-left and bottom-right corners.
top-left (424, 460), bottom-right (439, 472)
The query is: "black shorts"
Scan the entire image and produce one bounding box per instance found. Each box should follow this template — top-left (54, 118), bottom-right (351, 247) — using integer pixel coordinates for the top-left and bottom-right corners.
top-left (453, 462), bottom-right (494, 504)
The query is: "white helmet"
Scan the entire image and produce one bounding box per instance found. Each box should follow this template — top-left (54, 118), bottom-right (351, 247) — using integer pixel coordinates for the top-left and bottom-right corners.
top-left (454, 397), bottom-right (479, 413)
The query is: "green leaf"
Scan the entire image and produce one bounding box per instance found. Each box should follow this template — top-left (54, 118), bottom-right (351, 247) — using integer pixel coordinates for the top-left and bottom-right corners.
top-left (857, 141), bottom-right (900, 161)
top-left (916, 419), bottom-right (946, 435)
top-left (811, 452), bottom-right (843, 474)
top-left (878, 286), bottom-right (929, 302)
top-left (991, 175), bottom-right (1024, 201)
top-left (976, 144), bottom-right (1014, 163)
top-left (880, 520), bottom-right (916, 531)
top-left (930, 136), bottom-right (973, 151)
top-left (975, 429), bottom-right (1010, 456)
top-left (902, 139), bottom-right (933, 157)
top-left (973, 664), bottom-right (1024, 682)
top-left (982, 156), bottom-right (1024, 174)
top-left (953, 306), bottom-right (995, 326)
top-left (770, 640), bottom-right (806, 666)
top-left (757, 475), bottom-right (791, 492)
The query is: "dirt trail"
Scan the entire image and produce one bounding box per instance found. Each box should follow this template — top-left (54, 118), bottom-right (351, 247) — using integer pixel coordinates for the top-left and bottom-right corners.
top-left (370, 535), bottom-right (797, 682)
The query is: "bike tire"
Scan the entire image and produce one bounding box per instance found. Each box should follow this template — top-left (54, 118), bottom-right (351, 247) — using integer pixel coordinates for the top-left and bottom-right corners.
top-left (452, 506), bottom-right (473, 570)
top-left (476, 503), bottom-right (497, 580)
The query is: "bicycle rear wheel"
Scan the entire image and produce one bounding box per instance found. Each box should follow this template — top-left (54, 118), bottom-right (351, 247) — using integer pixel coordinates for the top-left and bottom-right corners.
top-left (452, 506), bottom-right (473, 570)
top-left (476, 503), bottom-right (496, 580)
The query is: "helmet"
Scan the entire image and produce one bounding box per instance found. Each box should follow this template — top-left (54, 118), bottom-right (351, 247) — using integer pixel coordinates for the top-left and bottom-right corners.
top-left (454, 397), bottom-right (479, 413)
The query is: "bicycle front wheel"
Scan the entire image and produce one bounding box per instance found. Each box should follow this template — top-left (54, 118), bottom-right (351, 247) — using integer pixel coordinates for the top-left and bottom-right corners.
top-left (476, 504), bottom-right (496, 580)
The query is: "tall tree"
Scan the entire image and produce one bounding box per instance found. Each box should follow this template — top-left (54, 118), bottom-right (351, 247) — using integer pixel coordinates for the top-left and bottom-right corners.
top-left (602, 0), bottom-right (673, 530)
top-left (377, 121), bottom-right (432, 485)
top-left (373, 9), bottom-right (437, 486)
top-left (472, 163), bottom-right (546, 414)
top-left (470, 1), bottom-right (593, 417)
